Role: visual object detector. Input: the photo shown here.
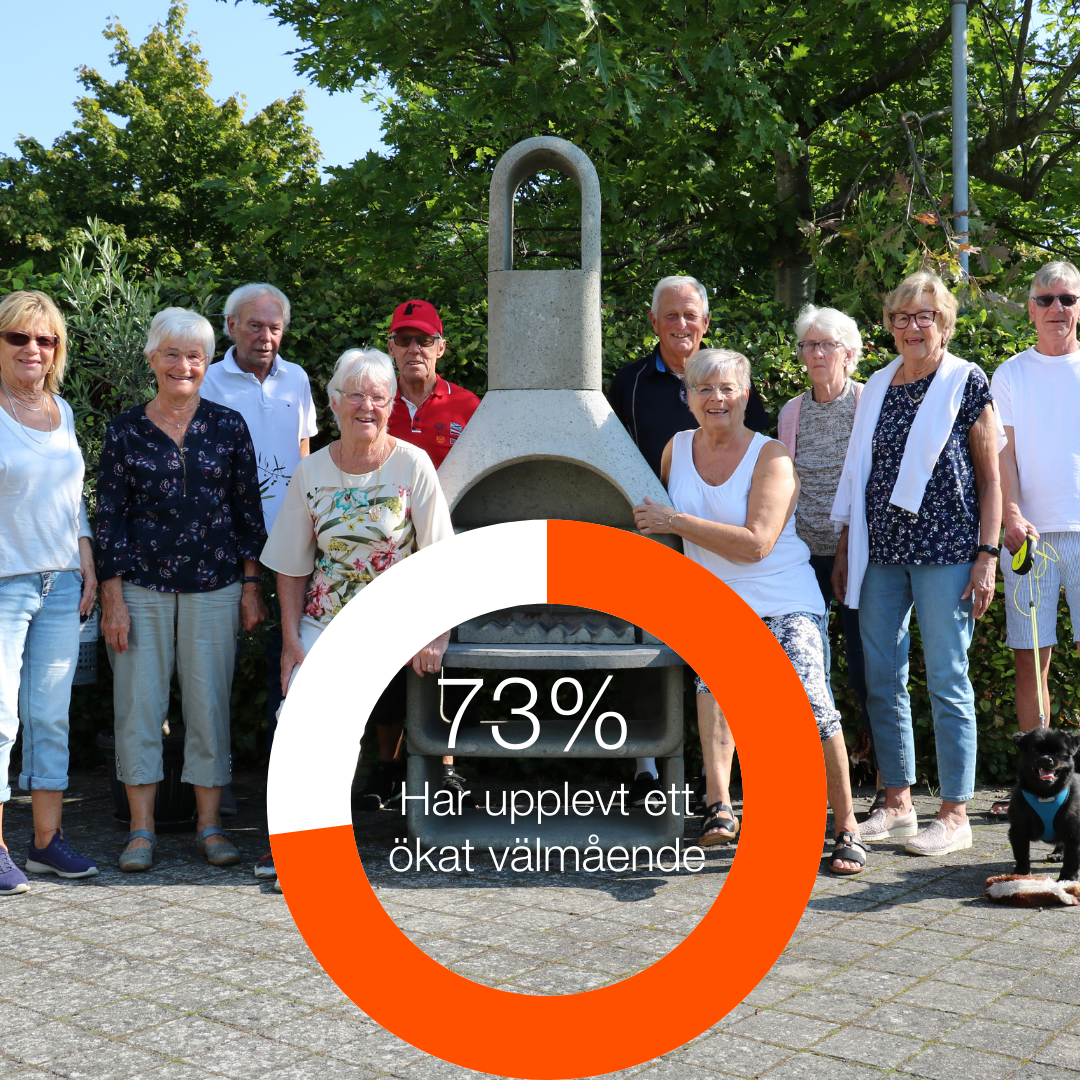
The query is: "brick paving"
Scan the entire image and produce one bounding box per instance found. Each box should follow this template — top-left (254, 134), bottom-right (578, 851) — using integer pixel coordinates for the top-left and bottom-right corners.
top-left (1, 772), bottom-right (1079, 1079)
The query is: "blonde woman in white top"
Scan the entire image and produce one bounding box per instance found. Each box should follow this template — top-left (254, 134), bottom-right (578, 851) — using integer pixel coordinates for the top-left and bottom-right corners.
top-left (634, 348), bottom-right (864, 874)
top-left (0, 291), bottom-right (99, 892)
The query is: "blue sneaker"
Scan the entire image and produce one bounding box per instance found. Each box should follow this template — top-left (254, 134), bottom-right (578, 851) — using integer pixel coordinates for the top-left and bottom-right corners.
top-left (0, 848), bottom-right (29, 894)
top-left (26, 832), bottom-right (99, 879)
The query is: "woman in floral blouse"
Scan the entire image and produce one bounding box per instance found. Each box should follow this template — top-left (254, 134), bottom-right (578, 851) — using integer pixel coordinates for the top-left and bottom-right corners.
top-left (832, 272), bottom-right (1002, 858)
top-left (97, 308), bottom-right (267, 873)
top-left (261, 348), bottom-right (453, 803)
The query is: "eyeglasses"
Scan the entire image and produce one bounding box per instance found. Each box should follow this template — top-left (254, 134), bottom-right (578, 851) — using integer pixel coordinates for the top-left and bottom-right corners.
top-left (390, 332), bottom-right (440, 349)
top-left (888, 310), bottom-right (939, 329)
top-left (693, 384), bottom-right (743, 397)
top-left (1, 330), bottom-right (60, 350)
top-left (158, 350), bottom-right (207, 365)
top-left (1033, 293), bottom-right (1079, 308)
top-left (797, 339), bottom-right (844, 354)
top-left (336, 390), bottom-right (391, 407)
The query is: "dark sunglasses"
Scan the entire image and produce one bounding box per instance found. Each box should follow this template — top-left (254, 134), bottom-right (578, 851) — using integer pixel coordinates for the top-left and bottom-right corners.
top-left (1033, 293), bottom-right (1079, 308)
top-left (1, 330), bottom-right (60, 349)
top-left (391, 332), bottom-right (439, 348)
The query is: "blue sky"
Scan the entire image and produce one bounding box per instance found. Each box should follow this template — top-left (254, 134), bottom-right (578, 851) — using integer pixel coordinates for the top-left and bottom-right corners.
top-left (0, 0), bottom-right (385, 170)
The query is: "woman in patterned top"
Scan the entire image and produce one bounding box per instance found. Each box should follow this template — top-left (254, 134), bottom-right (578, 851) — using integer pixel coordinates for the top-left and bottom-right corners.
top-left (97, 308), bottom-right (268, 873)
top-left (261, 348), bottom-right (454, 806)
top-left (832, 272), bottom-right (1003, 857)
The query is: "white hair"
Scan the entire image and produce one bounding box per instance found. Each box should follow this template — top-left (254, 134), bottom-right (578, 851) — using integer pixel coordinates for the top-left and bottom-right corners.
top-left (144, 307), bottom-right (215, 361)
top-left (1030, 260), bottom-right (1080, 298)
top-left (794, 304), bottom-right (863, 376)
top-left (684, 348), bottom-right (751, 391)
top-left (326, 348), bottom-right (397, 426)
top-left (224, 283), bottom-right (292, 334)
top-left (651, 276), bottom-right (709, 317)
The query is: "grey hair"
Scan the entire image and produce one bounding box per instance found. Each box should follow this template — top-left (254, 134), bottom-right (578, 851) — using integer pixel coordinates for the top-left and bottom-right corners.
top-left (794, 304), bottom-right (863, 375)
top-left (1029, 260), bottom-right (1080, 298)
top-left (224, 283), bottom-right (292, 334)
top-left (326, 348), bottom-right (397, 427)
top-left (651, 275), bottom-right (709, 317)
top-left (684, 348), bottom-right (751, 392)
top-left (144, 307), bottom-right (216, 361)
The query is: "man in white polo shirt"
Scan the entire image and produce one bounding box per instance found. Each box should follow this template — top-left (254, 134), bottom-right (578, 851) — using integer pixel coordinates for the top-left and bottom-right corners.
top-left (201, 283), bottom-right (318, 880)
top-left (991, 260), bottom-right (1080, 815)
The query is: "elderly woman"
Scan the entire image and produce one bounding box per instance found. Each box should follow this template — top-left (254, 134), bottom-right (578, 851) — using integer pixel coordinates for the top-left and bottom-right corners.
top-left (832, 271), bottom-right (1002, 856)
top-left (635, 348), bottom-right (866, 874)
top-left (778, 305), bottom-right (879, 804)
top-left (261, 348), bottom-right (454, 807)
top-left (97, 308), bottom-right (267, 872)
top-left (0, 291), bottom-right (99, 893)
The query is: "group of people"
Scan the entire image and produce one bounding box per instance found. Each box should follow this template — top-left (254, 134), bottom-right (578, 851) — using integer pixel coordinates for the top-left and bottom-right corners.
top-left (1, 257), bottom-right (1077, 892)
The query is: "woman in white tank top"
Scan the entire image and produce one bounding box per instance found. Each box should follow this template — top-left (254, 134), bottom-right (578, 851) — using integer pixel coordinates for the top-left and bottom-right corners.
top-left (633, 348), bottom-right (865, 875)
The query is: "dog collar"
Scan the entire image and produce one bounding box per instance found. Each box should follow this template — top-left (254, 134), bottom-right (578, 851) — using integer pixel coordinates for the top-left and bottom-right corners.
top-left (1021, 787), bottom-right (1070, 843)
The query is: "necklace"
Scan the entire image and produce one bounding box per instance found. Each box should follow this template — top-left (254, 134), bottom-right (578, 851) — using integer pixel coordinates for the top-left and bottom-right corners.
top-left (335, 440), bottom-right (390, 522)
top-left (902, 380), bottom-right (927, 405)
top-left (3, 381), bottom-right (54, 443)
top-left (151, 396), bottom-right (200, 431)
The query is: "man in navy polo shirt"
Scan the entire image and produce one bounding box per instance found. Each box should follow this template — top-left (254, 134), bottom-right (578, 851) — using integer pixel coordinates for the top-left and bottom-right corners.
top-left (608, 275), bottom-right (769, 810)
top-left (386, 300), bottom-right (479, 469)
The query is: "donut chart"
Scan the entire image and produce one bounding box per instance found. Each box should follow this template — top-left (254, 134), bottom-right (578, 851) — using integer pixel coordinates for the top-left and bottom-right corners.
top-left (268, 519), bottom-right (824, 1080)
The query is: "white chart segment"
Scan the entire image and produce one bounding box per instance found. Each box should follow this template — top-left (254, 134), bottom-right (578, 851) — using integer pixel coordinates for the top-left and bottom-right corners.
top-left (268, 520), bottom-right (548, 835)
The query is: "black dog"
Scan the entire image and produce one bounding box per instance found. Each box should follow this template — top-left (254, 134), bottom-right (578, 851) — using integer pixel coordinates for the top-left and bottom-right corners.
top-left (1008, 728), bottom-right (1080, 882)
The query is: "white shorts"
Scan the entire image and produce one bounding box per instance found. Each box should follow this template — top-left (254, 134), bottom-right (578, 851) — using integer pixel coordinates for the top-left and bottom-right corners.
top-left (1002, 531), bottom-right (1080, 649)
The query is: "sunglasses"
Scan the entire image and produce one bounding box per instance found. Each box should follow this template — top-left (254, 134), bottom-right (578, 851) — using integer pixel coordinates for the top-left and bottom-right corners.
top-left (1, 330), bottom-right (60, 350)
top-left (390, 332), bottom-right (440, 349)
top-left (1033, 293), bottom-right (1079, 308)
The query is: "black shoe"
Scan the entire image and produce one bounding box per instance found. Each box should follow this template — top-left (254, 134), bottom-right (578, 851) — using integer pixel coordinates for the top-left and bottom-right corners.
top-left (440, 766), bottom-right (478, 809)
top-left (355, 762), bottom-right (402, 811)
top-left (628, 771), bottom-right (663, 809)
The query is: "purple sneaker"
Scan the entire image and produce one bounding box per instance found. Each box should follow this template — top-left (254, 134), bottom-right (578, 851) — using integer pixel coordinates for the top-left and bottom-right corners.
top-left (0, 848), bottom-right (29, 895)
top-left (26, 833), bottom-right (99, 879)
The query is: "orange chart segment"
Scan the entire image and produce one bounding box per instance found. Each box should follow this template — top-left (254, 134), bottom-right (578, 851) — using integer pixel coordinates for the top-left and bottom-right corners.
top-left (271, 520), bottom-right (824, 1080)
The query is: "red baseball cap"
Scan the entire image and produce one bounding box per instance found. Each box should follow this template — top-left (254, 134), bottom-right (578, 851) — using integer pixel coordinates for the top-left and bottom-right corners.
top-left (390, 299), bottom-right (443, 337)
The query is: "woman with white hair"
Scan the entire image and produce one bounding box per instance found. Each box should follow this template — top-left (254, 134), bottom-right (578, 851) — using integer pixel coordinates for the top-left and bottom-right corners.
top-left (261, 349), bottom-right (454, 802)
top-left (832, 271), bottom-right (1002, 857)
top-left (634, 348), bottom-right (866, 874)
top-left (778, 305), bottom-right (878, 807)
top-left (97, 307), bottom-right (268, 872)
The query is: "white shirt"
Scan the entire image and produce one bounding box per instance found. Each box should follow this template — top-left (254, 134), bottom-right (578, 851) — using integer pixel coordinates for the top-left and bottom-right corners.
top-left (200, 347), bottom-right (318, 533)
top-left (0, 397), bottom-right (92, 577)
top-left (991, 345), bottom-right (1080, 532)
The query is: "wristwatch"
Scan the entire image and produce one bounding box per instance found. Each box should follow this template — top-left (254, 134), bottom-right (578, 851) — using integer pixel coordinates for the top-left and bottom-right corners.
top-left (976, 544), bottom-right (1001, 558)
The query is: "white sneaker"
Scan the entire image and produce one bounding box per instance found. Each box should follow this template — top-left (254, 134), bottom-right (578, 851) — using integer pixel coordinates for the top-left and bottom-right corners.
top-left (254, 852), bottom-right (277, 879)
top-left (860, 807), bottom-right (918, 842)
top-left (905, 819), bottom-right (973, 856)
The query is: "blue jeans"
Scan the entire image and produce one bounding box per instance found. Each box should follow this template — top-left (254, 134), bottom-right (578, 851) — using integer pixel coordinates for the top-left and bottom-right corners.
top-left (859, 562), bottom-right (976, 803)
top-left (0, 571), bottom-right (82, 801)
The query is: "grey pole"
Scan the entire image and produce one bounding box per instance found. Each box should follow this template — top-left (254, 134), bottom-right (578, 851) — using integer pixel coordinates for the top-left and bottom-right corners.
top-left (952, 0), bottom-right (969, 274)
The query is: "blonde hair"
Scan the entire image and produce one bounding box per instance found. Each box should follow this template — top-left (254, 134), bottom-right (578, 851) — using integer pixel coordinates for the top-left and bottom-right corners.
top-left (684, 348), bottom-right (751, 391)
top-left (883, 271), bottom-right (958, 338)
top-left (0, 291), bottom-right (68, 394)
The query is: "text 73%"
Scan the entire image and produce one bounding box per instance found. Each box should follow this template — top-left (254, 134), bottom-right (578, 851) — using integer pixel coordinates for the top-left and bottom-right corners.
top-left (440, 675), bottom-right (625, 751)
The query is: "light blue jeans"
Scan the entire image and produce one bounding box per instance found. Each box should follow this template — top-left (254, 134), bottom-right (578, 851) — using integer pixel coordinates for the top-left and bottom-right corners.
top-left (0, 571), bottom-right (82, 801)
top-left (858, 562), bottom-right (976, 803)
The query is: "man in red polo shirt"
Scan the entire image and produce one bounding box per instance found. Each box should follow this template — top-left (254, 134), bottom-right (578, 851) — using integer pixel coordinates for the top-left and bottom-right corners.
top-left (386, 300), bottom-right (480, 468)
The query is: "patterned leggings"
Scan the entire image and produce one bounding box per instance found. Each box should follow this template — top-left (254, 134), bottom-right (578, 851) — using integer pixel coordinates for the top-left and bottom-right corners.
top-left (695, 611), bottom-right (842, 743)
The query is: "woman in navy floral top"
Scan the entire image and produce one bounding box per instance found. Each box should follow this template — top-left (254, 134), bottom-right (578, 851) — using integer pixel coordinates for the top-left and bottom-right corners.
top-left (96, 308), bottom-right (267, 874)
top-left (832, 272), bottom-right (1001, 859)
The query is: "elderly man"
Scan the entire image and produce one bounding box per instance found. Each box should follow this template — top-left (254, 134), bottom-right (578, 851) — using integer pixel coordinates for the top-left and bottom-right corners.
top-left (355, 299), bottom-right (480, 811)
top-left (201, 283), bottom-right (317, 882)
top-left (607, 275), bottom-right (768, 809)
top-left (991, 260), bottom-right (1080, 816)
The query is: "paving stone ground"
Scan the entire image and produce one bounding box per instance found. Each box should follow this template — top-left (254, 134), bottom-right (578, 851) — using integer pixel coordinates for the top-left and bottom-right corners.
top-left (1, 771), bottom-right (1078, 1079)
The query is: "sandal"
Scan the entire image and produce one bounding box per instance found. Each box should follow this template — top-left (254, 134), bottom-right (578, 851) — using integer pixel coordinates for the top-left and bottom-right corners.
top-left (196, 826), bottom-right (240, 867)
top-left (700, 801), bottom-right (739, 847)
top-left (118, 830), bottom-right (157, 873)
top-left (988, 798), bottom-right (1011, 817)
top-left (827, 830), bottom-right (867, 876)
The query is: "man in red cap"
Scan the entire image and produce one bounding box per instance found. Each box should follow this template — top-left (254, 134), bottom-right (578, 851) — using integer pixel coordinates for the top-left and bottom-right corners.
top-left (386, 300), bottom-right (480, 469)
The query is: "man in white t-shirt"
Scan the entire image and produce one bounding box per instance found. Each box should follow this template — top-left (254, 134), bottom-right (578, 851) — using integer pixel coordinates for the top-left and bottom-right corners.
top-left (991, 261), bottom-right (1080, 812)
top-left (200, 283), bottom-right (318, 881)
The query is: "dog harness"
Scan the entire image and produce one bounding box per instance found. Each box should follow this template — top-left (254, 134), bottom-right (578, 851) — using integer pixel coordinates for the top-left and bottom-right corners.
top-left (1021, 787), bottom-right (1071, 843)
